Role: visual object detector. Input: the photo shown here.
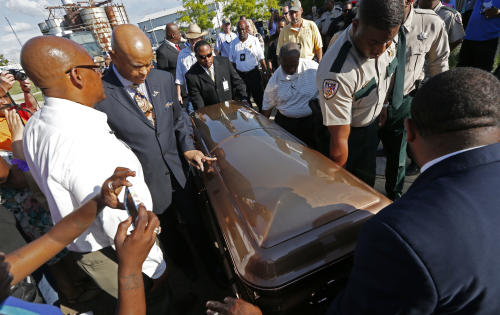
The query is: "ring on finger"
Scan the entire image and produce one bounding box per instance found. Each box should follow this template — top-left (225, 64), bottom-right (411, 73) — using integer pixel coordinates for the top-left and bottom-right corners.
top-left (107, 182), bottom-right (114, 190)
top-left (153, 226), bottom-right (162, 235)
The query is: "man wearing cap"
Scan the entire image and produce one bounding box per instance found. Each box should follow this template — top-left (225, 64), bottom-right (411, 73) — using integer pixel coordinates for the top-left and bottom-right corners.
top-left (175, 23), bottom-right (207, 110)
top-left (215, 19), bottom-right (237, 58)
top-left (277, 0), bottom-right (323, 63)
top-left (229, 20), bottom-right (269, 111)
top-left (316, 0), bottom-right (402, 186)
top-left (156, 23), bottom-right (186, 78)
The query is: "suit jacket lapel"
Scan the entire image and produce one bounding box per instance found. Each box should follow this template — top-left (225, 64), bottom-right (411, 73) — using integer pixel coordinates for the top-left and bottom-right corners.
top-left (104, 67), bottom-right (155, 129)
top-left (196, 62), bottom-right (216, 86)
top-left (145, 75), bottom-right (164, 126)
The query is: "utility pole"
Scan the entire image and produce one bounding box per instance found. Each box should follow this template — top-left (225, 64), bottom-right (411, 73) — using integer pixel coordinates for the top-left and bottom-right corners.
top-left (4, 16), bottom-right (23, 47)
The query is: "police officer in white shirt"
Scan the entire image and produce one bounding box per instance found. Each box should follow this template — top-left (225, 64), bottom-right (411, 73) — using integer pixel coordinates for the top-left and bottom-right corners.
top-left (20, 36), bottom-right (166, 310)
top-left (229, 20), bottom-right (270, 111)
top-left (215, 18), bottom-right (237, 57)
top-left (262, 42), bottom-right (318, 147)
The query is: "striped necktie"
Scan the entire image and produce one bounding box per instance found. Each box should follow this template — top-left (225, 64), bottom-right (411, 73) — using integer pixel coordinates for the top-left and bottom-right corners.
top-left (391, 28), bottom-right (406, 110)
top-left (131, 84), bottom-right (155, 126)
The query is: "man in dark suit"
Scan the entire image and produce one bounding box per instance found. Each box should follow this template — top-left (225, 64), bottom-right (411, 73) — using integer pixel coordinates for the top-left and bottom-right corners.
top-left (206, 68), bottom-right (500, 315)
top-left (95, 25), bottom-right (215, 278)
top-left (185, 40), bottom-right (248, 109)
top-left (155, 23), bottom-right (185, 78)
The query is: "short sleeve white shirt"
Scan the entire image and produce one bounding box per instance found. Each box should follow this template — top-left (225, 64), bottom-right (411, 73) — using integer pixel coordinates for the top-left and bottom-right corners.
top-left (175, 45), bottom-right (197, 86)
top-left (23, 97), bottom-right (166, 279)
top-left (229, 35), bottom-right (265, 72)
top-left (262, 58), bottom-right (318, 118)
top-left (215, 31), bottom-right (237, 57)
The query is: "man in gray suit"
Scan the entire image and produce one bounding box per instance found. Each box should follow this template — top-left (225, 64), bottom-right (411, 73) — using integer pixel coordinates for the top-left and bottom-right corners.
top-left (95, 25), bottom-right (215, 276)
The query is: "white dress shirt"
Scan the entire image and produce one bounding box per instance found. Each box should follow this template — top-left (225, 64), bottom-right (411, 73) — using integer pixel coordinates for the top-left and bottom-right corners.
top-left (165, 39), bottom-right (178, 50)
top-left (262, 58), bottom-right (318, 118)
top-left (175, 45), bottom-right (197, 86)
top-left (229, 35), bottom-right (265, 72)
top-left (23, 97), bottom-right (166, 279)
top-left (113, 65), bottom-right (151, 102)
top-left (214, 31), bottom-right (237, 58)
top-left (420, 146), bottom-right (485, 173)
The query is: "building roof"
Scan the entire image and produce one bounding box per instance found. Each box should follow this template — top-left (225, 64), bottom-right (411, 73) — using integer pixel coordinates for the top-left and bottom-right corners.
top-left (138, 6), bottom-right (185, 24)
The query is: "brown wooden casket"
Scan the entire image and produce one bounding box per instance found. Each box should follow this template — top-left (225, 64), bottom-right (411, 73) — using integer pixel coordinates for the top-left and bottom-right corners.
top-left (191, 101), bottom-right (391, 314)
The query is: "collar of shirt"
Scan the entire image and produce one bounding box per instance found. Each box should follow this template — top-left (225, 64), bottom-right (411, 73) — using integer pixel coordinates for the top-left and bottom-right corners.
top-left (420, 145), bottom-right (486, 173)
top-left (201, 64), bottom-right (214, 76)
top-left (112, 65), bottom-right (150, 101)
top-left (433, 1), bottom-right (443, 12)
top-left (403, 6), bottom-right (415, 33)
top-left (44, 96), bottom-right (109, 128)
top-left (165, 39), bottom-right (177, 49)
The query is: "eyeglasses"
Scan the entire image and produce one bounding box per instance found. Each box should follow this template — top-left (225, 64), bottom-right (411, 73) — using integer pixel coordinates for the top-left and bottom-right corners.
top-left (283, 11), bottom-right (289, 15)
top-left (197, 53), bottom-right (213, 60)
top-left (65, 64), bottom-right (101, 74)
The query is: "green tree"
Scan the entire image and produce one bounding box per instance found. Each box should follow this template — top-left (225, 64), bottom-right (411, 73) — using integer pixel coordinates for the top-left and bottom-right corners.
top-left (0, 55), bottom-right (8, 67)
top-left (178, 0), bottom-right (216, 30)
top-left (221, 0), bottom-right (279, 25)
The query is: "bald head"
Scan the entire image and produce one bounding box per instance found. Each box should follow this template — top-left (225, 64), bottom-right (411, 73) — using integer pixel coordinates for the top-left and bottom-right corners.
top-left (21, 36), bottom-right (90, 88)
top-left (111, 24), bottom-right (153, 84)
top-left (166, 23), bottom-right (181, 43)
top-left (20, 36), bottom-right (104, 107)
top-left (279, 42), bottom-right (301, 75)
top-left (279, 42), bottom-right (300, 59)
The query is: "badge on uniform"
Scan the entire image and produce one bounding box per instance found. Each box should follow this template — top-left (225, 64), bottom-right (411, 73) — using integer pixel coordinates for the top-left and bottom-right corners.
top-left (417, 32), bottom-right (429, 41)
top-left (323, 80), bottom-right (339, 99)
top-left (165, 102), bottom-right (173, 109)
top-left (153, 90), bottom-right (160, 97)
top-left (240, 53), bottom-right (246, 61)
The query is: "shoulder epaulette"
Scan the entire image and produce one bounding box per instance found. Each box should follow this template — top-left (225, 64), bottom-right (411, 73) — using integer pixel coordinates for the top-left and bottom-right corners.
top-left (330, 41), bottom-right (352, 73)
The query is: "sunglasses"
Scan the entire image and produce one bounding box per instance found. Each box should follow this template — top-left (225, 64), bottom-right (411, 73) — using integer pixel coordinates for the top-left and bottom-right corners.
top-left (65, 64), bottom-right (101, 74)
top-left (197, 53), bottom-right (213, 60)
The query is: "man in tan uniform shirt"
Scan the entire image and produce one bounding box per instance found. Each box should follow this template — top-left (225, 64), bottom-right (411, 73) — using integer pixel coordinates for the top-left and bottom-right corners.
top-left (419, 0), bottom-right (465, 50)
top-left (316, 0), bottom-right (403, 186)
top-left (378, 0), bottom-right (449, 199)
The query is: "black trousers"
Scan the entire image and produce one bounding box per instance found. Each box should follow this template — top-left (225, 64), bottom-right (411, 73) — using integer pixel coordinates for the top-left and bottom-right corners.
top-left (458, 38), bottom-right (499, 72)
top-left (345, 120), bottom-right (379, 187)
top-left (237, 67), bottom-right (264, 111)
top-left (275, 112), bottom-right (315, 147)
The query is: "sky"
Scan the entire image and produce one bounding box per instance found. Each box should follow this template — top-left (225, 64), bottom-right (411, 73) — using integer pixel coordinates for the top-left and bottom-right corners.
top-left (0, 0), bottom-right (182, 64)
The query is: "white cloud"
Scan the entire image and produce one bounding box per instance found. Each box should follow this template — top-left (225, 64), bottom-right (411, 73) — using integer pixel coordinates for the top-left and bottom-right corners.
top-left (4, 0), bottom-right (49, 17)
top-left (2, 22), bottom-right (32, 33)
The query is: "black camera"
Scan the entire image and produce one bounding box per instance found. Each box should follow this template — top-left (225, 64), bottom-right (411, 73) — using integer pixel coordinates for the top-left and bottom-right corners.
top-left (7, 69), bottom-right (27, 81)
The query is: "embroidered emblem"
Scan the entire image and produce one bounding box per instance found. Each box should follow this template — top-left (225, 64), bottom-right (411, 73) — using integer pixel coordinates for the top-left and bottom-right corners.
top-left (165, 102), bottom-right (173, 109)
top-left (153, 90), bottom-right (160, 97)
top-left (323, 80), bottom-right (339, 100)
top-left (417, 32), bottom-right (428, 40)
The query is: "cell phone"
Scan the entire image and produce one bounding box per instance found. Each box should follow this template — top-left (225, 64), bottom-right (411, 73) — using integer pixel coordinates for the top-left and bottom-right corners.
top-left (124, 187), bottom-right (139, 227)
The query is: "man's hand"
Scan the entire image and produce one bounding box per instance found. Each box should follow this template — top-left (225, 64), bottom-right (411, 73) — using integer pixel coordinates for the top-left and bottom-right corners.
top-left (4, 110), bottom-right (24, 142)
top-left (241, 99), bottom-right (252, 108)
top-left (206, 297), bottom-right (263, 315)
top-left (0, 72), bottom-right (15, 97)
top-left (484, 7), bottom-right (500, 18)
top-left (19, 80), bottom-right (31, 94)
top-left (100, 167), bottom-right (136, 209)
top-left (114, 204), bottom-right (159, 271)
top-left (184, 149), bottom-right (217, 172)
top-left (378, 106), bottom-right (388, 128)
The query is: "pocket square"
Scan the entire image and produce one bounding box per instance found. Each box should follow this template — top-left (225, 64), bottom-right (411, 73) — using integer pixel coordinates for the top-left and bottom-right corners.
top-left (153, 90), bottom-right (160, 97)
top-left (165, 102), bottom-right (173, 109)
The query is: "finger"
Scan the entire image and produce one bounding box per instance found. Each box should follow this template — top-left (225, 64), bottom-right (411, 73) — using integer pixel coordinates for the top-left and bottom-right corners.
top-left (195, 156), bottom-right (205, 172)
top-left (206, 300), bottom-right (229, 312)
top-left (135, 203), bottom-right (149, 233)
top-left (145, 211), bottom-right (160, 239)
top-left (113, 167), bottom-right (135, 178)
top-left (223, 297), bottom-right (237, 305)
top-left (114, 216), bottom-right (132, 247)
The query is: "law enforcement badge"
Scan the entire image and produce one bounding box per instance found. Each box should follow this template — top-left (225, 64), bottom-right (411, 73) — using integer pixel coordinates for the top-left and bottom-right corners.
top-left (417, 32), bottom-right (429, 40)
top-left (153, 90), bottom-right (160, 97)
top-left (240, 53), bottom-right (246, 61)
top-left (323, 80), bottom-right (339, 99)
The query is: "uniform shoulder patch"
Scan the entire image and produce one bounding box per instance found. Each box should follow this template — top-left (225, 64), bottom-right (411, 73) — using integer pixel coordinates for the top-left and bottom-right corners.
top-left (323, 80), bottom-right (339, 100)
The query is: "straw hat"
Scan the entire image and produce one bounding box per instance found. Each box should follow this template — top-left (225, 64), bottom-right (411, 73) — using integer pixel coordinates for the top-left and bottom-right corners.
top-left (185, 23), bottom-right (208, 39)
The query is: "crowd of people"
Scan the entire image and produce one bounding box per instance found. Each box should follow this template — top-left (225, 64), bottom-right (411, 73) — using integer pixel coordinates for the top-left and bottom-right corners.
top-left (0, 0), bottom-right (498, 314)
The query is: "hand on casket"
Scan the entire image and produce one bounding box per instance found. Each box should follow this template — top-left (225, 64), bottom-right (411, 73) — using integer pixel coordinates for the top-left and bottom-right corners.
top-left (184, 149), bottom-right (217, 172)
top-left (206, 297), bottom-right (263, 315)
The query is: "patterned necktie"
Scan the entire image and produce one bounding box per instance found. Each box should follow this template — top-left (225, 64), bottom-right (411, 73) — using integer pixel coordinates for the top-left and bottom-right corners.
top-left (209, 67), bottom-right (215, 82)
top-left (391, 28), bottom-right (406, 110)
top-left (131, 84), bottom-right (155, 126)
top-left (175, 44), bottom-right (181, 51)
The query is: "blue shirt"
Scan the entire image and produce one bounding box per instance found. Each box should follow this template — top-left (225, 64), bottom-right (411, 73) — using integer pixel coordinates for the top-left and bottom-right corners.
top-left (0, 296), bottom-right (62, 314)
top-left (464, 0), bottom-right (500, 40)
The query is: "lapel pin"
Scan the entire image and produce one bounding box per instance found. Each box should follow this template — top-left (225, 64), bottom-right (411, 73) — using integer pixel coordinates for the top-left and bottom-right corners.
top-left (417, 32), bottom-right (428, 40)
top-left (165, 102), bottom-right (173, 109)
top-left (153, 90), bottom-right (160, 97)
